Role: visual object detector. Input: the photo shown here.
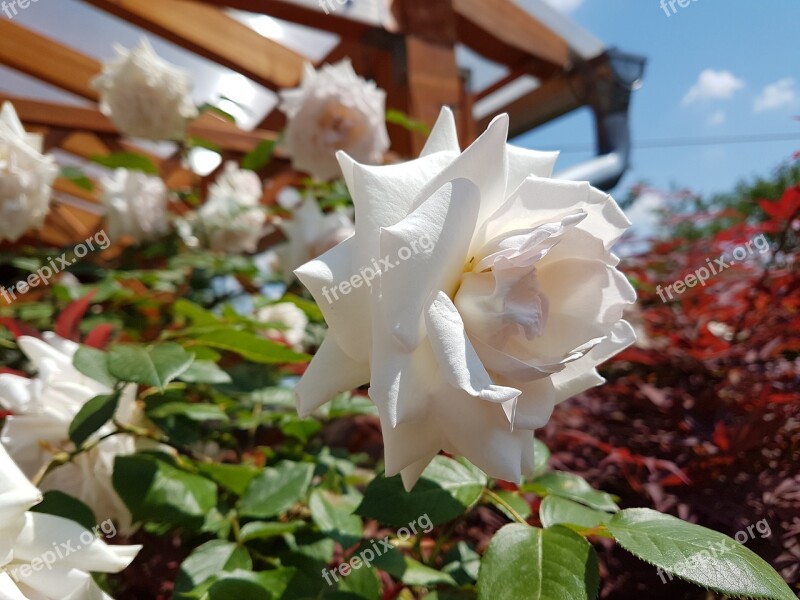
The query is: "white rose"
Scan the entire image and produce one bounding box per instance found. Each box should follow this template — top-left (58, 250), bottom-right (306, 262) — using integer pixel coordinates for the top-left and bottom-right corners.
top-left (0, 333), bottom-right (141, 533)
top-left (0, 102), bottom-right (58, 242)
top-left (279, 59), bottom-right (389, 181)
top-left (256, 302), bottom-right (309, 351)
top-left (277, 194), bottom-right (355, 281)
top-left (294, 108), bottom-right (636, 489)
top-left (0, 442), bottom-right (141, 600)
top-left (92, 38), bottom-right (198, 141)
top-left (198, 162), bottom-right (266, 254)
top-left (101, 168), bottom-right (170, 243)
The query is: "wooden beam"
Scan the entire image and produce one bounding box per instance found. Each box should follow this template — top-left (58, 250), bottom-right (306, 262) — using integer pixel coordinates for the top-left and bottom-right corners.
top-left (452, 0), bottom-right (569, 72)
top-left (0, 95), bottom-right (279, 155)
top-left (189, 0), bottom-right (380, 39)
top-left (83, 0), bottom-right (307, 91)
top-left (0, 20), bottom-right (100, 101)
top-left (476, 56), bottom-right (611, 137)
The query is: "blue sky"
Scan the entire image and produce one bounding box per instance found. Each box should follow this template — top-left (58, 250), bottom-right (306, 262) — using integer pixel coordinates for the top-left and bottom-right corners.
top-left (515, 0), bottom-right (799, 198)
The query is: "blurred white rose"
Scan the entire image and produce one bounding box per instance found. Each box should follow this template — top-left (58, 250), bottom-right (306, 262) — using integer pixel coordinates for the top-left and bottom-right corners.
top-left (92, 38), bottom-right (198, 141)
top-left (294, 108), bottom-right (636, 489)
top-left (279, 59), bottom-right (389, 181)
top-left (277, 194), bottom-right (354, 281)
top-left (0, 102), bottom-right (58, 242)
top-left (198, 162), bottom-right (266, 254)
top-left (0, 442), bottom-right (141, 600)
top-left (101, 168), bottom-right (170, 243)
top-left (256, 302), bottom-right (309, 351)
top-left (0, 333), bottom-right (141, 533)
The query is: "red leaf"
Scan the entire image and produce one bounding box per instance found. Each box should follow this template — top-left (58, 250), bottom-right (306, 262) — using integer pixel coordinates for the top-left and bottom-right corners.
top-left (0, 318), bottom-right (43, 340)
top-left (713, 421), bottom-right (730, 451)
top-left (55, 290), bottom-right (97, 342)
top-left (84, 323), bottom-right (114, 349)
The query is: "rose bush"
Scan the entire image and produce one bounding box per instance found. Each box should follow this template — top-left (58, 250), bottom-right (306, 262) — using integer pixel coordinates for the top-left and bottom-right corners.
top-left (279, 59), bottom-right (389, 180)
top-left (0, 333), bottom-right (140, 533)
top-left (92, 39), bottom-right (198, 141)
top-left (294, 108), bottom-right (636, 488)
top-left (0, 102), bottom-right (58, 243)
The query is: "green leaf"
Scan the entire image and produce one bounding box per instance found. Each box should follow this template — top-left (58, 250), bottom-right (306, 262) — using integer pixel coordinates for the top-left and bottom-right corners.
top-left (178, 360), bottom-right (232, 384)
top-left (532, 438), bottom-right (550, 477)
top-left (386, 109), bottom-right (431, 135)
top-left (188, 136), bottom-right (222, 153)
top-left (607, 508), bottom-right (796, 600)
top-left (197, 462), bottom-right (261, 496)
top-left (372, 549), bottom-right (457, 587)
top-left (239, 521), bottom-right (304, 542)
top-left (175, 540), bottom-right (252, 595)
top-left (477, 524), bottom-right (599, 600)
top-left (489, 490), bottom-right (532, 521)
top-left (73, 346), bottom-right (116, 387)
top-left (239, 461), bottom-right (314, 518)
top-left (242, 139), bottom-right (276, 172)
top-left (59, 166), bottom-right (94, 191)
top-left (539, 496), bottom-right (611, 534)
top-left (194, 330), bottom-right (309, 364)
top-left (107, 343), bottom-right (194, 391)
top-left (199, 103), bottom-right (237, 124)
top-left (174, 299), bottom-right (221, 326)
top-left (68, 392), bottom-right (120, 448)
top-left (204, 569), bottom-right (295, 600)
top-left (527, 472), bottom-right (619, 512)
top-left (442, 541), bottom-right (481, 585)
top-left (309, 489), bottom-right (363, 546)
top-left (30, 491), bottom-right (97, 531)
top-left (357, 456), bottom-right (486, 527)
top-left (147, 402), bottom-right (228, 422)
top-left (92, 151), bottom-right (159, 174)
top-left (113, 454), bottom-right (218, 530)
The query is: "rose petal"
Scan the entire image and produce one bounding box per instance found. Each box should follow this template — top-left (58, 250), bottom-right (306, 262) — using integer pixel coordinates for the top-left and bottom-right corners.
top-left (420, 107), bottom-right (460, 156)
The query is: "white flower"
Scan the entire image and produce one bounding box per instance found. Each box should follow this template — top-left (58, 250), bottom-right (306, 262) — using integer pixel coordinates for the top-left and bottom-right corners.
top-left (279, 59), bottom-right (389, 181)
top-left (277, 194), bottom-right (354, 280)
top-left (101, 168), bottom-right (170, 243)
top-left (0, 442), bottom-right (141, 600)
top-left (294, 108), bottom-right (636, 489)
top-left (0, 333), bottom-right (140, 533)
top-left (198, 162), bottom-right (265, 254)
top-left (256, 302), bottom-right (309, 351)
top-left (0, 102), bottom-right (58, 242)
top-left (92, 39), bottom-right (198, 141)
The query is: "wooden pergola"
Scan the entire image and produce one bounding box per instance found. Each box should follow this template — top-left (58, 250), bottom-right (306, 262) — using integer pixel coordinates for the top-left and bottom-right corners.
top-left (0, 0), bottom-right (643, 247)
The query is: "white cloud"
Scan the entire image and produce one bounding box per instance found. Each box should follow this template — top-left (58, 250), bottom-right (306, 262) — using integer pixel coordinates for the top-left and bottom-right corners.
top-left (682, 69), bottom-right (745, 105)
top-left (709, 110), bottom-right (726, 126)
top-left (542, 0), bottom-right (583, 12)
top-left (754, 78), bottom-right (797, 112)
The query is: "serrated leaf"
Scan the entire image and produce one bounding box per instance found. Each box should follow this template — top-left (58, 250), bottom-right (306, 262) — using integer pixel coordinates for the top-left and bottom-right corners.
top-left (197, 463), bottom-right (261, 496)
top-left (477, 524), bottom-right (599, 600)
top-left (372, 548), bottom-right (457, 587)
top-left (194, 330), bottom-right (309, 364)
top-left (206, 569), bottom-right (295, 600)
top-left (107, 343), bottom-right (194, 391)
top-left (73, 345), bottom-right (116, 387)
top-left (30, 491), bottom-right (97, 531)
top-left (239, 461), bottom-right (314, 518)
top-left (539, 496), bottom-right (611, 534)
top-left (309, 489), bottom-right (363, 546)
top-left (68, 392), bottom-right (120, 448)
top-left (527, 472), bottom-right (619, 512)
top-left (489, 490), bottom-right (532, 521)
top-left (532, 437), bottom-right (550, 477)
top-left (175, 540), bottom-right (252, 595)
top-left (239, 521), bottom-right (304, 542)
top-left (113, 454), bottom-right (217, 530)
top-left (608, 508), bottom-right (796, 600)
top-left (357, 456), bottom-right (487, 527)
top-left (178, 360), bottom-right (232, 384)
